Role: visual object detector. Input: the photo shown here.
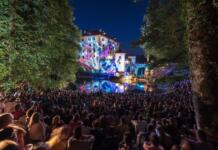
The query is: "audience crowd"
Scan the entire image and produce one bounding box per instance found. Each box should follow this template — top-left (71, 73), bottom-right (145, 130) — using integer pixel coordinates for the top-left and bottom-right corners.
top-left (0, 80), bottom-right (216, 150)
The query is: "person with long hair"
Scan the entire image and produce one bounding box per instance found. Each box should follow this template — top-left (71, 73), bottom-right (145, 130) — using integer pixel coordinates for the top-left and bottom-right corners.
top-left (25, 107), bottom-right (35, 126)
top-left (70, 113), bottom-right (82, 133)
top-left (28, 112), bottom-right (45, 144)
top-left (51, 115), bottom-right (62, 130)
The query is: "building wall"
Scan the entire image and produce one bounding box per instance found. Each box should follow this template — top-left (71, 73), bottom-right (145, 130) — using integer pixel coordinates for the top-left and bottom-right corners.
top-left (79, 33), bottom-right (121, 74)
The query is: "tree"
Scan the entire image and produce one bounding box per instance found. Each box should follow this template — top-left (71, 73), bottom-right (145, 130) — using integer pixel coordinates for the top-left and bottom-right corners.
top-left (139, 0), bottom-right (218, 139)
top-left (42, 0), bottom-right (80, 89)
top-left (0, 0), bottom-right (11, 82)
top-left (9, 0), bottom-right (47, 90)
top-left (186, 0), bottom-right (218, 139)
top-left (0, 0), bottom-right (80, 91)
top-left (140, 0), bottom-right (188, 66)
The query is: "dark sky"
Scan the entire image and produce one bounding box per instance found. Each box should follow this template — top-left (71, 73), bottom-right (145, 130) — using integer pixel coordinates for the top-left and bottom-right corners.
top-left (69, 0), bottom-right (147, 55)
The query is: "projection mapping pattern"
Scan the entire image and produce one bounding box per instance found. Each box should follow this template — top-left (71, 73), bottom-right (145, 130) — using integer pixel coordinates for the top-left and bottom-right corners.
top-left (79, 34), bottom-right (124, 74)
top-left (79, 80), bottom-right (129, 93)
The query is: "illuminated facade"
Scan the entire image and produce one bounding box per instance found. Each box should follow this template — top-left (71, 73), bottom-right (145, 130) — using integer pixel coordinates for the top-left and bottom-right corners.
top-left (78, 30), bottom-right (149, 77)
top-left (79, 30), bottom-right (125, 74)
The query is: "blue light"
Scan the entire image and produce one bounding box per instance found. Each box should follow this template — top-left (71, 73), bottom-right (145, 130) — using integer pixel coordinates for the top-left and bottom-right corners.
top-left (79, 34), bottom-right (120, 74)
top-left (135, 83), bottom-right (144, 91)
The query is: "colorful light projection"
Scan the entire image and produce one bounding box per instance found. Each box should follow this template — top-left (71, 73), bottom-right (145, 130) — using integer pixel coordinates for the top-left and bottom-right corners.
top-left (79, 40), bottom-right (101, 70)
top-left (79, 35), bottom-right (122, 74)
top-left (115, 53), bottom-right (126, 72)
top-left (79, 80), bottom-right (128, 93)
top-left (99, 59), bottom-right (117, 74)
top-left (78, 80), bottom-right (153, 93)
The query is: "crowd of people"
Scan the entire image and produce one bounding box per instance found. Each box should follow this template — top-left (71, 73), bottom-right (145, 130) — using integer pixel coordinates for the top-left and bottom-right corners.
top-left (0, 80), bottom-right (216, 150)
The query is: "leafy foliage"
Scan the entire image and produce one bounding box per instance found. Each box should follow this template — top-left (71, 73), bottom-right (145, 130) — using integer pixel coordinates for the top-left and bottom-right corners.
top-left (0, 0), bottom-right (80, 91)
top-left (186, 0), bottom-right (218, 138)
top-left (155, 75), bottom-right (186, 84)
top-left (140, 0), bottom-right (188, 66)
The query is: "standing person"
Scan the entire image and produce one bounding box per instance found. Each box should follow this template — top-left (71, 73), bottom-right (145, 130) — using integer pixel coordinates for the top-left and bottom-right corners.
top-left (15, 126), bottom-right (26, 150)
top-left (90, 120), bottom-right (104, 150)
top-left (0, 113), bottom-right (26, 150)
top-left (143, 133), bottom-right (164, 150)
top-left (70, 114), bottom-right (83, 133)
top-left (0, 100), bottom-right (5, 113)
top-left (116, 117), bottom-right (130, 141)
top-left (68, 126), bottom-right (95, 150)
top-left (51, 115), bottom-right (62, 131)
top-left (11, 104), bottom-right (24, 120)
top-left (46, 125), bottom-right (71, 150)
top-left (25, 106), bottom-right (35, 126)
top-left (28, 112), bottom-right (45, 144)
top-left (132, 115), bottom-right (146, 135)
top-left (120, 132), bottom-right (138, 150)
top-left (0, 113), bottom-right (16, 141)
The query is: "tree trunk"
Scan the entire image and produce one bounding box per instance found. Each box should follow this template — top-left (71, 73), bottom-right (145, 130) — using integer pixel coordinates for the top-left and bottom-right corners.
top-left (187, 0), bottom-right (218, 139)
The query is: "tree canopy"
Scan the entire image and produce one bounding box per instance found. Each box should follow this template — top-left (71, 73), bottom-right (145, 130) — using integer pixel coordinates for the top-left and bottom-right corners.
top-left (140, 0), bottom-right (188, 66)
top-left (0, 0), bottom-right (80, 91)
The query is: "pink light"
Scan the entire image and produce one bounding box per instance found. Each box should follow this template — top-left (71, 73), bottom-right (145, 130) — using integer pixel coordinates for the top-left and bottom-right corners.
top-left (100, 47), bottom-right (111, 58)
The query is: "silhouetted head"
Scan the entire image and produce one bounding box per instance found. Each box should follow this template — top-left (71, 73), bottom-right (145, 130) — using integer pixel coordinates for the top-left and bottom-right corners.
top-left (29, 112), bottom-right (40, 126)
top-left (0, 113), bottom-right (14, 129)
top-left (74, 126), bottom-right (82, 140)
top-left (0, 140), bottom-right (19, 150)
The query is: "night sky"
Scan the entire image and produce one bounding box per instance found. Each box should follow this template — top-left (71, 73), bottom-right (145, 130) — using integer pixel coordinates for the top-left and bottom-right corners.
top-left (69, 0), bottom-right (147, 55)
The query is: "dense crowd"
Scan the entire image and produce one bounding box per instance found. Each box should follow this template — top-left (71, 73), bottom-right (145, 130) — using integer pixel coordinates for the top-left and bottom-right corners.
top-left (0, 80), bottom-right (216, 150)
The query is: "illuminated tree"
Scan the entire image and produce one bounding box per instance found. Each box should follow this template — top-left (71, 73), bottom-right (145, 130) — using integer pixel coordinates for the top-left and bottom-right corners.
top-left (140, 0), bottom-right (188, 66)
top-left (0, 0), bottom-right (11, 82)
top-left (140, 0), bottom-right (218, 138)
top-left (0, 0), bottom-right (80, 91)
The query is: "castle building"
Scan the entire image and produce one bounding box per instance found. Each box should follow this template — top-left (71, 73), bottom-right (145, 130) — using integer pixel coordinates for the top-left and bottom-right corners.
top-left (79, 30), bottom-right (125, 74)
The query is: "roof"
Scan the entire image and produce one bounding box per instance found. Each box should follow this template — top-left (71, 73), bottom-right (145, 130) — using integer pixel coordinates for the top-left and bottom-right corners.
top-left (82, 30), bottom-right (118, 42)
